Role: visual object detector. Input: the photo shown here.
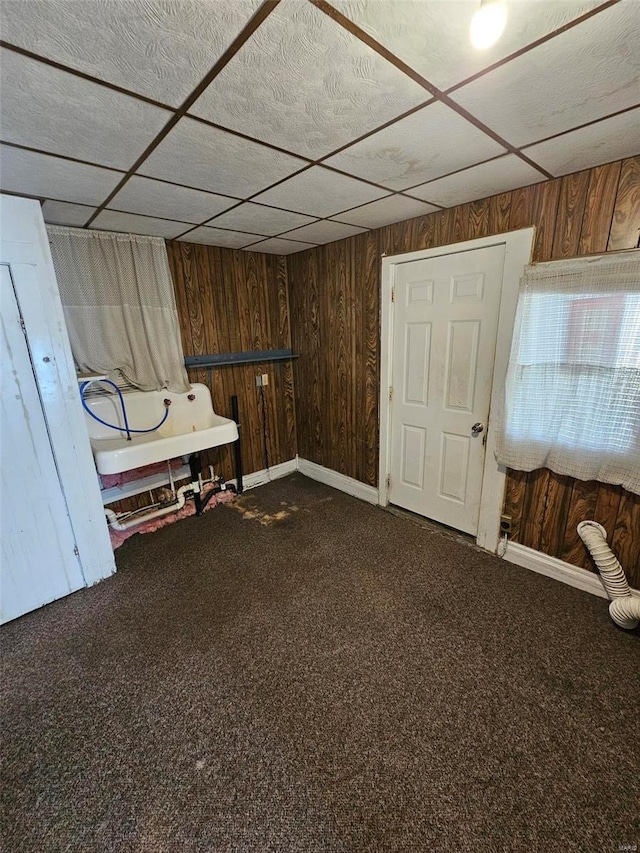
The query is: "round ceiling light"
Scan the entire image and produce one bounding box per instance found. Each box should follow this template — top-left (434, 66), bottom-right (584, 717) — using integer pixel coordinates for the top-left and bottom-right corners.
top-left (470, 1), bottom-right (507, 50)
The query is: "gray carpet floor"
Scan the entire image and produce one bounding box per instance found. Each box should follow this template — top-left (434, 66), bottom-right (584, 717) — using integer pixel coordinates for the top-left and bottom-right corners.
top-left (1, 474), bottom-right (638, 852)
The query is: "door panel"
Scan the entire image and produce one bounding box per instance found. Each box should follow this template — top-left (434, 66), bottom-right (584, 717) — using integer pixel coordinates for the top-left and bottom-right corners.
top-left (1, 264), bottom-right (85, 623)
top-left (389, 245), bottom-right (505, 535)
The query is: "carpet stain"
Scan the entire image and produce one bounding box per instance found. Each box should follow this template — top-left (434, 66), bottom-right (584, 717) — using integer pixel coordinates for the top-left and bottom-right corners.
top-left (231, 495), bottom-right (300, 526)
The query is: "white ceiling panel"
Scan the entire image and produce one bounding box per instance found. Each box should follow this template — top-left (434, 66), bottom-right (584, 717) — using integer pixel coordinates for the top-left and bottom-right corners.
top-left (333, 194), bottom-right (439, 229)
top-left (283, 220), bottom-right (367, 244)
top-left (189, 0), bottom-right (430, 160)
top-left (0, 145), bottom-right (123, 206)
top-left (324, 102), bottom-right (506, 191)
top-left (92, 210), bottom-right (190, 238)
top-left (408, 155), bottom-right (546, 207)
top-left (108, 176), bottom-right (237, 224)
top-left (208, 203), bottom-right (317, 235)
top-left (0, 0), bottom-right (263, 107)
top-left (1, 49), bottom-right (171, 170)
top-left (253, 167), bottom-right (389, 217)
top-left (177, 226), bottom-right (265, 248)
top-left (41, 200), bottom-right (96, 227)
top-left (244, 237), bottom-right (317, 255)
top-left (333, 1), bottom-right (600, 91)
top-left (451, 2), bottom-right (640, 148)
top-left (523, 108), bottom-right (640, 177)
top-left (139, 117), bottom-right (306, 198)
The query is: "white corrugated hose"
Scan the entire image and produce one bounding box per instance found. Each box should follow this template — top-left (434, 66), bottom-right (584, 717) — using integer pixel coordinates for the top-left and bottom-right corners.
top-left (577, 521), bottom-right (640, 630)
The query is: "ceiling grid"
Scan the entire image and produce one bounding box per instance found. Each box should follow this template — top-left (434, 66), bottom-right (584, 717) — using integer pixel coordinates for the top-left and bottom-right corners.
top-left (0, 0), bottom-right (637, 253)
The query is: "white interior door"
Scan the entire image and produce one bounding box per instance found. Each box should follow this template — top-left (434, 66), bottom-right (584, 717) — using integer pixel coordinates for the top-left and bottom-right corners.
top-left (389, 244), bottom-right (506, 535)
top-left (1, 264), bottom-right (86, 623)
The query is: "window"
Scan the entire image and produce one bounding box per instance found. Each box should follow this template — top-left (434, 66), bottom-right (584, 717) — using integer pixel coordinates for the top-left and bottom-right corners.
top-left (495, 253), bottom-right (640, 496)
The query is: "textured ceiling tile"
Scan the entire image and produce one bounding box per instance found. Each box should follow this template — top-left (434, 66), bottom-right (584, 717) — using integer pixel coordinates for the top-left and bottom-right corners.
top-left (333, 0), bottom-right (600, 91)
top-left (189, 0), bottom-right (430, 160)
top-left (207, 203), bottom-right (317, 235)
top-left (523, 108), bottom-right (640, 177)
top-left (333, 194), bottom-right (439, 229)
top-left (92, 210), bottom-right (190, 238)
top-left (0, 145), bottom-right (123, 206)
top-left (324, 102), bottom-right (506, 191)
top-left (139, 118), bottom-right (306, 198)
top-left (0, 0), bottom-right (263, 107)
top-left (451, 2), bottom-right (640, 147)
top-left (109, 176), bottom-right (237, 224)
top-left (408, 155), bottom-right (546, 207)
top-left (1, 49), bottom-right (171, 170)
top-left (283, 220), bottom-right (367, 244)
top-left (243, 237), bottom-right (317, 255)
top-left (177, 226), bottom-right (265, 248)
top-left (41, 200), bottom-right (96, 227)
top-left (252, 167), bottom-right (389, 217)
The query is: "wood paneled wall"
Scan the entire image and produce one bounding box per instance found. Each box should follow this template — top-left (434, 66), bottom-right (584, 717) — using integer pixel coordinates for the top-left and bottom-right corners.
top-left (167, 241), bottom-right (296, 479)
top-left (287, 156), bottom-right (640, 585)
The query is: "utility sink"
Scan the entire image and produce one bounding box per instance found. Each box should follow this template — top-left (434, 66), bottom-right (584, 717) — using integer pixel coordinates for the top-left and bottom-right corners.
top-left (82, 383), bottom-right (238, 476)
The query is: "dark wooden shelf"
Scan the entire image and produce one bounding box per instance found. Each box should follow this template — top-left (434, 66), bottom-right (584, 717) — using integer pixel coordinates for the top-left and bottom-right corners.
top-left (185, 348), bottom-right (299, 369)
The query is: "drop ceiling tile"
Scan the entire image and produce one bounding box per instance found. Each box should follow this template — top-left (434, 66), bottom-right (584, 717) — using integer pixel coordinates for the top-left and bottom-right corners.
top-left (189, 0), bottom-right (430, 160)
top-left (177, 226), bottom-right (265, 248)
top-left (41, 200), bottom-right (96, 227)
top-left (108, 176), bottom-right (237, 224)
top-left (283, 220), bottom-right (367, 244)
top-left (523, 108), bottom-right (640, 177)
top-left (451, 2), bottom-right (640, 147)
top-left (252, 167), bottom-right (389, 218)
top-left (139, 117), bottom-right (306, 199)
top-left (324, 102), bottom-right (506, 191)
top-left (0, 145), bottom-right (123, 206)
top-left (208, 203), bottom-right (316, 235)
top-left (332, 194), bottom-right (439, 229)
top-left (244, 238), bottom-right (317, 255)
top-left (92, 210), bottom-right (190, 238)
top-left (0, 0), bottom-right (263, 107)
top-left (333, 1), bottom-right (600, 91)
top-left (408, 155), bottom-right (546, 208)
top-left (1, 49), bottom-right (171, 170)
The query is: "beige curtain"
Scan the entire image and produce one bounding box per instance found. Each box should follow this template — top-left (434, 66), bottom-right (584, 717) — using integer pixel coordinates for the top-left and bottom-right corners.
top-left (48, 225), bottom-right (189, 393)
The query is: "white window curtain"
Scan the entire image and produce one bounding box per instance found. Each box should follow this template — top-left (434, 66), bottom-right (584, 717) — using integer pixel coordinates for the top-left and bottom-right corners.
top-left (47, 225), bottom-right (190, 393)
top-left (495, 252), bottom-right (640, 496)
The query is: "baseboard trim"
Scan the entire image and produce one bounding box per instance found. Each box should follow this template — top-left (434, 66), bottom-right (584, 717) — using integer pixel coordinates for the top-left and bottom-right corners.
top-left (504, 541), bottom-right (609, 599)
top-left (297, 458), bottom-right (379, 504)
top-left (230, 458), bottom-right (298, 492)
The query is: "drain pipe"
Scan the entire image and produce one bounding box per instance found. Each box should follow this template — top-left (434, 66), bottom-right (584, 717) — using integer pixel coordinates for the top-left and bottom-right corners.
top-left (577, 521), bottom-right (640, 630)
top-left (105, 484), bottom-right (192, 531)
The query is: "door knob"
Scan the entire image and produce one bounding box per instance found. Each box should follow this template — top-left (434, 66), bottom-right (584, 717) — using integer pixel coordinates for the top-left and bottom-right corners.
top-left (472, 422), bottom-right (485, 435)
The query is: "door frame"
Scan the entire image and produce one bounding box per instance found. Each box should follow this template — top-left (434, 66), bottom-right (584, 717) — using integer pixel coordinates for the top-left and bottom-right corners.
top-left (379, 228), bottom-right (535, 553)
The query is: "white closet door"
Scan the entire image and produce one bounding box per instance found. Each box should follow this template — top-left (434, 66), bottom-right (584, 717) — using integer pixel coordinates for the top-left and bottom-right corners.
top-left (389, 244), bottom-right (505, 535)
top-left (1, 264), bottom-right (85, 623)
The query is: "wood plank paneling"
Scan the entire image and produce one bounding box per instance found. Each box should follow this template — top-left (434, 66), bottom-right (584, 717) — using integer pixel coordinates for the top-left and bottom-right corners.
top-left (551, 171), bottom-right (590, 259)
top-left (288, 156), bottom-right (640, 584)
top-left (578, 161), bottom-right (622, 255)
top-left (608, 155), bottom-right (640, 251)
top-left (532, 178), bottom-right (561, 261)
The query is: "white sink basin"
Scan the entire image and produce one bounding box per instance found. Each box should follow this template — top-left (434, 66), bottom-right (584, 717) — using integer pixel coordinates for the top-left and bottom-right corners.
top-left (82, 383), bottom-right (238, 475)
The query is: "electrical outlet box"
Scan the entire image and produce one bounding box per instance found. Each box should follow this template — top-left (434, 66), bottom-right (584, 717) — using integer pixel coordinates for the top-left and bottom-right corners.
top-left (255, 375), bottom-right (262, 387)
top-left (261, 373), bottom-right (269, 386)
top-left (500, 514), bottom-right (512, 534)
